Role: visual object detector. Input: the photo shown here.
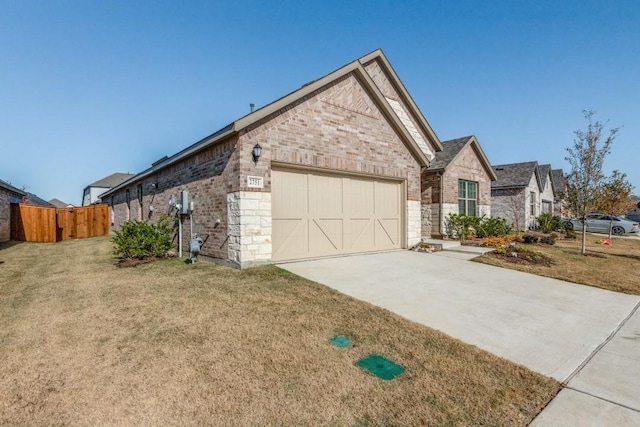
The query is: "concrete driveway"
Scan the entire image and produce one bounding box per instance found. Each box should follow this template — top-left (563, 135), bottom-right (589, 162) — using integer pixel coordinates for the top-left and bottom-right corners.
top-left (279, 250), bottom-right (640, 425)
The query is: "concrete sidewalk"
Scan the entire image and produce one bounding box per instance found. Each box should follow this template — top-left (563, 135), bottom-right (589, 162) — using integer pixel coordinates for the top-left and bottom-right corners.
top-left (279, 250), bottom-right (640, 425)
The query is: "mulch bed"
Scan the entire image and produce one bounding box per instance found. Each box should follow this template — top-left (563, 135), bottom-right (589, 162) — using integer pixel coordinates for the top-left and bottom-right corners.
top-left (488, 250), bottom-right (554, 267)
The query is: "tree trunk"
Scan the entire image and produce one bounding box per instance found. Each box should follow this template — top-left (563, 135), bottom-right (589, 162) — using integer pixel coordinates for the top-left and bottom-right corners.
top-left (608, 218), bottom-right (613, 240)
top-left (581, 221), bottom-right (587, 255)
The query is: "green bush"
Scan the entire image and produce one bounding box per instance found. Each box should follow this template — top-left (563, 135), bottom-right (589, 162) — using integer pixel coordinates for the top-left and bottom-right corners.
top-left (476, 216), bottom-right (513, 238)
top-left (445, 214), bottom-right (481, 240)
top-left (565, 229), bottom-right (577, 239)
top-left (445, 214), bottom-right (513, 239)
top-left (540, 234), bottom-right (556, 245)
top-left (522, 234), bottom-right (539, 244)
top-left (113, 215), bottom-right (175, 259)
top-left (536, 214), bottom-right (563, 233)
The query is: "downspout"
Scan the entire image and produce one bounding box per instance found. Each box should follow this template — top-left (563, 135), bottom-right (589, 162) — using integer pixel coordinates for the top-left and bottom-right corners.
top-left (437, 171), bottom-right (443, 237)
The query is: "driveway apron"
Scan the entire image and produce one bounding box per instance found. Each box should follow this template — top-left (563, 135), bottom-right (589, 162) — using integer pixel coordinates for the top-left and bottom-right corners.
top-left (279, 250), bottom-right (640, 426)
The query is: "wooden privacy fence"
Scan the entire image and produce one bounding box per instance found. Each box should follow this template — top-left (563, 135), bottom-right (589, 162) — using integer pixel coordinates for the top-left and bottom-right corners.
top-left (11, 204), bottom-right (109, 243)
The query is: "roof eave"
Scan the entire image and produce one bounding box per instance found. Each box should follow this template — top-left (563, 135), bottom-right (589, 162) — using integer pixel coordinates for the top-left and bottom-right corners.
top-left (100, 126), bottom-right (237, 198)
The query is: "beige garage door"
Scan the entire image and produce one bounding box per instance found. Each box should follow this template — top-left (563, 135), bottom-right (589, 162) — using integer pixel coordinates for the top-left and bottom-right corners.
top-left (272, 168), bottom-right (403, 261)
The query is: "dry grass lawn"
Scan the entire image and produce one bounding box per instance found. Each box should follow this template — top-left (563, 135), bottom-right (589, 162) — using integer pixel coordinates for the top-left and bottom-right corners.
top-left (474, 235), bottom-right (640, 295)
top-left (0, 237), bottom-right (559, 426)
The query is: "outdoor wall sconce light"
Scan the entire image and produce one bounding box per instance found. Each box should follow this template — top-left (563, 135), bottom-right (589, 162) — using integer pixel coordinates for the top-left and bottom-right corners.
top-left (252, 143), bottom-right (262, 164)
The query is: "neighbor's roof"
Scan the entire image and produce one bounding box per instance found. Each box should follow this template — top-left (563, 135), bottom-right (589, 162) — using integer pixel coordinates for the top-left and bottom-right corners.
top-left (427, 135), bottom-right (497, 181)
top-left (550, 169), bottom-right (567, 194)
top-left (48, 198), bottom-right (71, 208)
top-left (21, 192), bottom-right (54, 207)
top-left (101, 49), bottom-right (442, 198)
top-left (87, 173), bottom-right (136, 189)
top-left (537, 164), bottom-right (551, 190)
top-left (0, 178), bottom-right (26, 196)
top-left (491, 161), bottom-right (540, 189)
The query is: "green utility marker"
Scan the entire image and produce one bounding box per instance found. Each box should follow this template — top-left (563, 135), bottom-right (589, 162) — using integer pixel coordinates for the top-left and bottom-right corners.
top-left (329, 336), bottom-right (351, 348)
top-left (355, 354), bottom-right (405, 381)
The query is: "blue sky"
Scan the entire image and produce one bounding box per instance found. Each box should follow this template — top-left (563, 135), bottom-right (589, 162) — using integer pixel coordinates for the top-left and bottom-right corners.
top-left (1, 0), bottom-right (638, 205)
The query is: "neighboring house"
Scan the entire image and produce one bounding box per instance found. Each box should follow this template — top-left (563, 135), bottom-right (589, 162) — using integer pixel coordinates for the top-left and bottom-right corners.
top-left (24, 192), bottom-right (54, 207)
top-left (102, 49), bottom-right (490, 268)
top-left (537, 164), bottom-right (554, 215)
top-left (422, 136), bottom-right (496, 237)
top-left (49, 198), bottom-right (73, 208)
top-left (82, 173), bottom-right (135, 206)
top-left (0, 179), bottom-right (26, 243)
top-left (550, 169), bottom-right (567, 217)
top-left (491, 161), bottom-right (542, 230)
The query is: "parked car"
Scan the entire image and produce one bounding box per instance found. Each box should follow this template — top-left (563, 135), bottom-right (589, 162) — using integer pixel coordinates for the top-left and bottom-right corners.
top-left (563, 213), bottom-right (640, 235)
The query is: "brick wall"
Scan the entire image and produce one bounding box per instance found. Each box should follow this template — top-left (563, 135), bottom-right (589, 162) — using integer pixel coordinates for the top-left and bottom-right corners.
top-left (0, 188), bottom-right (12, 242)
top-left (108, 66), bottom-right (427, 267)
top-left (421, 143), bottom-right (493, 238)
top-left (109, 137), bottom-right (239, 260)
top-left (238, 73), bottom-right (423, 201)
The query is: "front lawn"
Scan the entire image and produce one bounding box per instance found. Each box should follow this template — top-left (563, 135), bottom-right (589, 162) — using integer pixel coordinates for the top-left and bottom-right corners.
top-left (473, 235), bottom-right (640, 295)
top-left (0, 237), bottom-right (558, 426)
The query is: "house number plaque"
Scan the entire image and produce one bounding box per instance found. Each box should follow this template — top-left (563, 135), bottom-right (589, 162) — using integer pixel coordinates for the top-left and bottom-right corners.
top-left (247, 176), bottom-right (264, 189)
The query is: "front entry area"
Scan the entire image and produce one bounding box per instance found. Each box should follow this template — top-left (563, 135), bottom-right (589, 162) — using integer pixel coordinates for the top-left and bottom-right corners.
top-left (271, 167), bottom-right (403, 261)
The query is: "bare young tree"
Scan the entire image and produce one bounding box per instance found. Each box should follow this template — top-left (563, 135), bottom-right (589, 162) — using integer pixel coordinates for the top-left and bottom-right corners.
top-left (565, 110), bottom-right (621, 255)
top-left (596, 170), bottom-right (635, 239)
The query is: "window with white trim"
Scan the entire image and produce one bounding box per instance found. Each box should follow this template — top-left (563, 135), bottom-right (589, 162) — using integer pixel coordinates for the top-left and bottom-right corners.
top-left (458, 180), bottom-right (477, 216)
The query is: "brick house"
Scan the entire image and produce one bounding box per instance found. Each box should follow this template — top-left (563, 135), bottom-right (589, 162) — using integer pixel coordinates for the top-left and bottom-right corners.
top-left (491, 161), bottom-right (543, 230)
top-left (102, 50), bottom-right (493, 268)
top-left (537, 164), bottom-right (554, 215)
top-left (0, 179), bottom-right (26, 243)
top-left (422, 136), bottom-right (496, 238)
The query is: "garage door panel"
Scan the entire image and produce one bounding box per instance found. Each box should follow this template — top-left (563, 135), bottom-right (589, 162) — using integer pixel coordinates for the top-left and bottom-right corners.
top-left (375, 181), bottom-right (400, 217)
top-left (311, 219), bottom-right (343, 254)
top-left (272, 170), bottom-right (308, 217)
top-left (272, 168), bottom-right (402, 261)
top-left (272, 219), bottom-right (308, 260)
top-left (347, 218), bottom-right (374, 251)
top-left (309, 174), bottom-right (343, 217)
top-left (347, 179), bottom-right (375, 217)
top-left (376, 218), bottom-right (400, 247)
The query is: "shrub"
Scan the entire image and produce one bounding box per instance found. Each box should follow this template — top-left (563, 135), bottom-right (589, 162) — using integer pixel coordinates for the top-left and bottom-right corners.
top-left (446, 214), bottom-right (513, 240)
top-left (536, 214), bottom-right (563, 233)
top-left (113, 215), bottom-right (175, 259)
top-left (476, 217), bottom-right (513, 238)
top-left (522, 234), bottom-right (539, 244)
top-left (564, 229), bottom-right (577, 239)
top-left (481, 235), bottom-right (516, 248)
top-left (445, 214), bottom-right (481, 240)
top-left (540, 234), bottom-right (556, 245)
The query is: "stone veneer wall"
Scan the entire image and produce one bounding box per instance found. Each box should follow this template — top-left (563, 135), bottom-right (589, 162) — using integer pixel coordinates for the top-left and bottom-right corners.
top-left (227, 191), bottom-right (272, 268)
top-left (407, 200), bottom-right (421, 247)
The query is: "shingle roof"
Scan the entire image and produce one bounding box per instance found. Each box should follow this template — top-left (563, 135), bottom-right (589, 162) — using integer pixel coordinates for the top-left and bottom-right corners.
top-left (100, 49), bottom-right (441, 199)
top-left (87, 173), bottom-right (136, 188)
top-left (550, 169), bottom-right (567, 195)
top-left (428, 136), bottom-right (472, 170)
top-left (0, 178), bottom-right (26, 196)
top-left (48, 198), bottom-right (71, 208)
top-left (491, 161), bottom-right (539, 189)
top-left (537, 164), bottom-right (551, 189)
top-left (24, 192), bottom-right (54, 207)
top-left (427, 135), bottom-right (497, 180)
